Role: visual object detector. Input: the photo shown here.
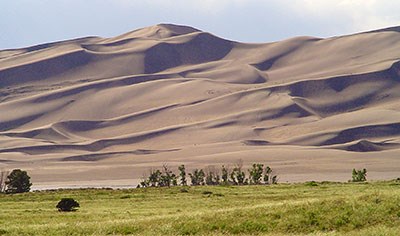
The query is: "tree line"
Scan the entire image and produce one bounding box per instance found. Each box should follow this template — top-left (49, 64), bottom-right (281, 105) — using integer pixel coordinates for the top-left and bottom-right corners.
top-left (0, 165), bottom-right (369, 194)
top-left (138, 161), bottom-right (278, 188)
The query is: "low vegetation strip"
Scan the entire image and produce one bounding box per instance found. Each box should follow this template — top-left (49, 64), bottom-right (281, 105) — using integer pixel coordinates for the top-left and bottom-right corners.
top-left (0, 181), bottom-right (399, 235)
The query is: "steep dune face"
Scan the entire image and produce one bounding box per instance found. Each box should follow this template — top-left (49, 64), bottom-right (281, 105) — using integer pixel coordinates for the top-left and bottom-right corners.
top-left (1, 24), bottom-right (400, 188)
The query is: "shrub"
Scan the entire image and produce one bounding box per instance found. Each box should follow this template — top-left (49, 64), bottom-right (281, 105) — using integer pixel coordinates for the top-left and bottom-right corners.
top-left (205, 166), bottom-right (220, 185)
top-left (352, 168), bottom-right (367, 182)
top-left (221, 165), bottom-right (229, 184)
top-left (159, 164), bottom-right (177, 187)
top-left (230, 160), bottom-right (247, 185)
top-left (248, 163), bottom-right (264, 184)
top-left (189, 169), bottom-right (205, 186)
top-left (264, 166), bottom-right (278, 184)
top-left (178, 165), bottom-right (187, 186)
top-left (5, 169), bottom-right (32, 193)
top-left (56, 198), bottom-right (80, 212)
top-left (148, 169), bottom-right (162, 187)
top-left (305, 181), bottom-right (319, 187)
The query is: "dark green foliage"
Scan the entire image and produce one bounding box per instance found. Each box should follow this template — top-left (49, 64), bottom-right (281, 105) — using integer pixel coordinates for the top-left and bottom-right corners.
top-left (189, 169), bottom-right (205, 186)
top-left (139, 165), bottom-right (178, 187)
top-left (205, 166), bottom-right (220, 185)
top-left (139, 162), bottom-right (277, 188)
top-left (352, 168), bottom-right (367, 182)
top-left (305, 181), bottom-right (319, 187)
top-left (5, 169), bottom-right (32, 193)
top-left (56, 198), bottom-right (80, 212)
top-left (230, 168), bottom-right (247, 185)
top-left (178, 165), bottom-right (187, 186)
top-left (221, 165), bottom-right (229, 184)
top-left (248, 163), bottom-right (264, 184)
top-left (264, 166), bottom-right (278, 184)
top-left (149, 169), bottom-right (162, 187)
top-left (230, 160), bottom-right (247, 185)
top-left (159, 164), bottom-right (177, 187)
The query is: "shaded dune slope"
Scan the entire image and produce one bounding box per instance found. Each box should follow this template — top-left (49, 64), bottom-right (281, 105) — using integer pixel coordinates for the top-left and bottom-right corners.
top-left (1, 24), bottom-right (400, 185)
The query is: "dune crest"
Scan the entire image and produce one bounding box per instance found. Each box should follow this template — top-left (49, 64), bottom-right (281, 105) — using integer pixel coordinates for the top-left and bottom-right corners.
top-left (1, 24), bottom-right (400, 188)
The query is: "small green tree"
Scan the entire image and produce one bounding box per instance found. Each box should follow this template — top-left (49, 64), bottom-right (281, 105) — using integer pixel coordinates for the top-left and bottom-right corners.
top-left (178, 165), bottom-right (187, 186)
top-left (221, 165), bottom-right (229, 184)
top-left (205, 166), bottom-right (220, 185)
top-left (56, 198), bottom-right (80, 212)
top-left (189, 169), bottom-right (205, 186)
top-left (5, 169), bottom-right (32, 193)
top-left (263, 166), bottom-right (278, 184)
top-left (352, 168), bottom-right (367, 182)
top-left (159, 164), bottom-right (177, 187)
top-left (148, 169), bottom-right (162, 187)
top-left (248, 163), bottom-right (264, 185)
top-left (230, 160), bottom-right (247, 185)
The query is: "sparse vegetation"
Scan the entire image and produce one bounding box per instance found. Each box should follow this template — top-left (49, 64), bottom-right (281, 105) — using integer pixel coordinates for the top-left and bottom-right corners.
top-left (138, 164), bottom-right (179, 188)
top-left (0, 181), bottom-right (399, 235)
top-left (138, 161), bottom-right (278, 188)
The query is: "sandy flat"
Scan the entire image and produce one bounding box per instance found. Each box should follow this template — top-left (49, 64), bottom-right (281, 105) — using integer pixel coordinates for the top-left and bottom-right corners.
top-left (1, 24), bottom-right (400, 189)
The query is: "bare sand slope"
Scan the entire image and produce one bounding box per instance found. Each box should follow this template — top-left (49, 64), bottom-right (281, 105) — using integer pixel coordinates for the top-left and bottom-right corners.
top-left (1, 24), bottom-right (400, 189)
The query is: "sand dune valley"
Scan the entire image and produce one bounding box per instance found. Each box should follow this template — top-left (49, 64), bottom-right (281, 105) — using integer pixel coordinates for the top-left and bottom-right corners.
top-left (1, 24), bottom-right (400, 189)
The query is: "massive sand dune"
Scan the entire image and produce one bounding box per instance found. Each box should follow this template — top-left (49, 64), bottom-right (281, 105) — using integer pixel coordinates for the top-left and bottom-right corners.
top-left (1, 24), bottom-right (400, 189)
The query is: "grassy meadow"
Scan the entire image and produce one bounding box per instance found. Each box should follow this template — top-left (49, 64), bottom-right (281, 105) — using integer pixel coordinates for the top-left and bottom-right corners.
top-left (0, 181), bottom-right (400, 235)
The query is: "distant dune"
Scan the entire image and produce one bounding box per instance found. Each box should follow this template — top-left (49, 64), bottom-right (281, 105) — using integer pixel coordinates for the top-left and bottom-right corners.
top-left (1, 24), bottom-right (400, 189)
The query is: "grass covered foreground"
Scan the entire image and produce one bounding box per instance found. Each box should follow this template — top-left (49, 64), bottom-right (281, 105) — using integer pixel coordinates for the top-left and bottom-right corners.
top-left (0, 181), bottom-right (399, 235)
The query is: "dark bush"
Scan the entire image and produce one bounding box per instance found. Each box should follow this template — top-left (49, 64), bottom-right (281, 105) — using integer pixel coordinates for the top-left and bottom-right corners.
top-left (178, 165), bottom-right (187, 186)
top-left (189, 169), bottom-right (205, 186)
top-left (248, 163), bottom-right (264, 184)
top-left (205, 166), bottom-right (220, 185)
top-left (352, 168), bottom-right (367, 182)
top-left (56, 198), bottom-right (80, 212)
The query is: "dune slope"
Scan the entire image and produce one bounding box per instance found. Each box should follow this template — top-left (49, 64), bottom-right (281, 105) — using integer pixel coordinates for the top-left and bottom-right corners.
top-left (1, 24), bottom-right (400, 188)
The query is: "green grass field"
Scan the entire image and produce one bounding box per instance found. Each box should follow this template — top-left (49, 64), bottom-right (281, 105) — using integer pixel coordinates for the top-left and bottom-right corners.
top-left (0, 181), bottom-right (399, 235)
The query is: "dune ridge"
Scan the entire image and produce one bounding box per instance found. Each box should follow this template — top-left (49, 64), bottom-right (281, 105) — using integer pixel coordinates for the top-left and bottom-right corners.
top-left (1, 24), bottom-right (400, 188)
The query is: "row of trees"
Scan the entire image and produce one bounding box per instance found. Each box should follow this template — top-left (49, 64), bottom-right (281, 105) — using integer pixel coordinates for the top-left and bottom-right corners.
top-left (138, 161), bottom-right (278, 188)
top-left (0, 166), bottom-right (369, 194)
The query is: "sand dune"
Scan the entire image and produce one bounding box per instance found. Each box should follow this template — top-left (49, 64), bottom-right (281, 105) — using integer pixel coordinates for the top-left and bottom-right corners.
top-left (1, 24), bottom-right (400, 189)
